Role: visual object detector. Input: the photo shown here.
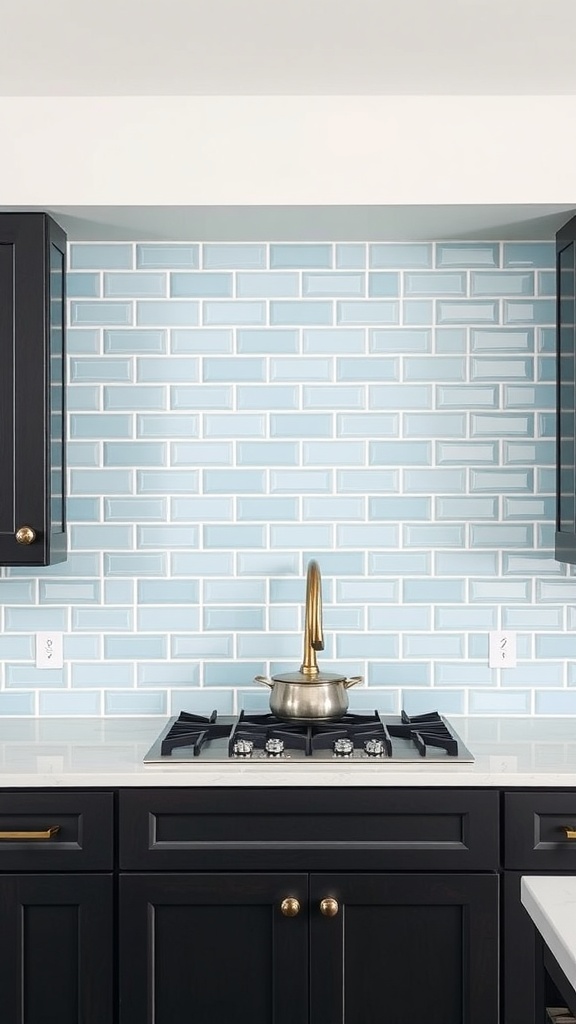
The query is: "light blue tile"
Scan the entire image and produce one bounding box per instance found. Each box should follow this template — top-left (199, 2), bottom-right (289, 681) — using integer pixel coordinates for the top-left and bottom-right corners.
top-left (404, 357), bottom-right (466, 381)
top-left (504, 663), bottom-right (562, 686)
top-left (404, 634), bottom-right (464, 658)
top-left (337, 357), bottom-right (398, 382)
top-left (204, 607), bottom-right (264, 631)
top-left (471, 272), bottom-right (534, 296)
top-left (469, 524), bottom-right (533, 547)
top-left (104, 386), bottom-right (166, 410)
top-left (370, 496), bottom-right (431, 520)
top-left (506, 607), bottom-right (562, 629)
top-left (136, 244), bottom-right (199, 269)
top-left (171, 552), bottom-right (233, 576)
top-left (204, 244), bottom-right (266, 269)
top-left (370, 441), bottom-right (431, 466)
top-left (137, 526), bottom-right (200, 548)
top-left (204, 525), bottom-right (265, 549)
top-left (270, 301), bottom-right (332, 326)
top-left (171, 691), bottom-right (234, 715)
top-left (238, 441), bottom-right (298, 466)
top-left (71, 662), bottom-right (134, 686)
top-left (103, 581), bottom-right (134, 603)
top-left (237, 384), bottom-right (297, 409)
top-left (404, 468), bottom-right (465, 493)
top-left (270, 244), bottom-right (331, 269)
top-left (368, 552), bottom-right (430, 574)
top-left (503, 242), bottom-right (555, 269)
top-left (105, 691), bottom-right (167, 715)
top-left (7, 553), bottom-right (100, 579)
top-left (172, 634), bottom-right (232, 658)
top-left (368, 663), bottom-right (429, 686)
top-left (204, 662), bottom-right (263, 686)
top-left (470, 691), bottom-right (530, 714)
top-left (503, 384), bottom-right (555, 409)
top-left (368, 606), bottom-right (431, 630)
top-left (336, 579), bottom-right (397, 602)
top-left (337, 301), bottom-right (399, 326)
top-left (67, 497), bottom-right (101, 521)
top-left (538, 327), bottom-right (556, 354)
top-left (137, 414), bottom-right (199, 438)
top-left (71, 301), bottom-right (133, 326)
top-left (104, 442), bottom-right (166, 467)
top-left (204, 301), bottom-right (266, 326)
top-left (271, 413), bottom-right (332, 438)
top-left (536, 523), bottom-right (555, 548)
top-left (204, 580), bottom-right (266, 605)
top-left (436, 442), bottom-right (497, 465)
top-left (138, 580), bottom-right (199, 603)
top-left (324, 607), bottom-right (364, 630)
top-left (0, 693), bottom-right (35, 715)
top-left (435, 328), bottom-right (467, 353)
top-left (237, 553), bottom-right (300, 576)
top-left (535, 691), bottom-right (576, 714)
top-left (138, 607), bottom-right (200, 631)
top-left (403, 579), bottom-right (465, 603)
top-left (436, 551), bottom-right (499, 575)
top-left (304, 329), bottom-right (365, 355)
top-left (70, 354), bottom-right (132, 382)
top-left (237, 497), bottom-right (298, 520)
top-left (504, 440), bottom-right (554, 464)
top-left (437, 301), bottom-right (498, 324)
top-left (104, 272), bottom-right (166, 297)
top-left (104, 329), bottom-right (166, 354)
top-left (404, 413), bottom-right (465, 437)
top-left (303, 552), bottom-right (364, 576)
top-left (136, 468), bottom-right (196, 493)
top-left (270, 469), bottom-right (333, 492)
top-left (302, 272), bottom-right (364, 297)
top-left (436, 496), bottom-right (498, 520)
top-left (171, 496), bottom-right (233, 521)
top-left (236, 633), bottom-right (301, 659)
top-left (237, 329), bottom-right (299, 354)
top-left (437, 385), bottom-right (497, 408)
top-left (104, 553), bottom-right (167, 576)
top-left (40, 692), bottom-right (102, 715)
top-left (138, 663), bottom-right (200, 686)
top-left (70, 413), bottom-right (132, 439)
top-left (338, 470), bottom-right (398, 493)
top-left (347, 689), bottom-right (398, 714)
top-left (337, 413), bottom-right (397, 437)
top-left (435, 663), bottom-right (493, 686)
top-left (303, 441), bottom-right (364, 466)
top-left (137, 357), bottom-right (199, 383)
top-left (171, 442), bottom-right (232, 465)
top-left (172, 384), bottom-right (232, 409)
top-left (435, 606), bottom-right (496, 629)
top-left (5, 608), bottom-right (67, 632)
top-left (504, 300), bottom-right (555, 325)
top-left (39, 580), bottom-right (100, 603)
top-left (304, 385), bottom-right (365, 408)
top-left (405, 272), bottom-right (466, 296)
top-left (137, 300), bottom-right (199, 327)
top-left (370, 243), bottom-right (432, 268)
top-left (507, 554), bottom-right (563, 575)
top-left (0, 636), bottom-right (34, 658)
top-left (171, 272), bottom-right (232, 297)
top-left (370, 329), bottom-right (431, 353)
top-left (367, 273), bottom-right (399, 298)
top-left (471, 356), bottom-right (533, 381)
top-left (270, 524), bottom-right (333, 548)
top-left (436, 243), bottom-right (499, 268)
top-left (171, 329), bottom-right (232, 354)
top-left (0, 580), bottom-right (36, 603)
top-left (469, 580), bottom-right (531, 602)
top-left (67, 272), bottom-right (100, 298)
top-left (403, 300), bottom-right (433, 325)
top-left (72, 608), bottom-right (132, 631)
top-left (503, 496), bottom-right (554, 520)
top-left (70, 244), bottom-right (133, 270)
top-left (537, 270), bottom-right (556, 297)
top-left (104, 497), bottom-right (166, 521)
top-left (404, 690), bottom-right (465, 714)
top-left (205, 414), bottom-right (265, 438)
top-left (203, 358), bottom-right (265, 383)
top-left (270, 577), bottom-right (332, 603)
top-left (236, 272), bottom-right (299, 298)
top-left (536, 635), bottom-right (576, 659)
top-left (67, 391), bottom-right (100, 414)
top-left (370, 384), bottom-right (432, 409)
top-left (336, 245), bottom-right (366, 269)
top-left (67, 329), bottom-right (101, 354)
top-left (341, 524), bottom-right (399, 547)
top-left (203, 469), bottom-right (266, 493)
top-left (337, 634), bottom-right (397, 658)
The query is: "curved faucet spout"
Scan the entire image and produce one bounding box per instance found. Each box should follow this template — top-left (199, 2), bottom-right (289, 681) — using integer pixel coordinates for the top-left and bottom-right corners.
top-left (300, 559), bottom-right (324, 676)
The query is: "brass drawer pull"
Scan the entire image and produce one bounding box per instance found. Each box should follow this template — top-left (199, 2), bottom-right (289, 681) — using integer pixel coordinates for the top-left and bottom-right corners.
top-left (280, 897), bottom-right (300, 917)
top-left (0, 826), bottom-right (60, 841)
top-left (15, 526), bottom-right (36, 545)
top-left (563, 826), bottom-right (576, 839)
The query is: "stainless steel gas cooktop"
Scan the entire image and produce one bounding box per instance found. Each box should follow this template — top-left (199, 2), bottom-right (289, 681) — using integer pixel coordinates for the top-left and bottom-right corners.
top-left (143, 709), bottom-right (474, 764)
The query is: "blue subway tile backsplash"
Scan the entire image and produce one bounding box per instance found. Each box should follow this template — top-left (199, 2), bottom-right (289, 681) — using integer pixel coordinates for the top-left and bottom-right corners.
top-left (0, 239), bottom-right (572, 717)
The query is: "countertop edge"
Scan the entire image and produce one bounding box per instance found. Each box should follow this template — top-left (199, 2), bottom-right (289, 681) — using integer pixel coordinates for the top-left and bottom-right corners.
top-left (522, 876), bottom-right (576, 994)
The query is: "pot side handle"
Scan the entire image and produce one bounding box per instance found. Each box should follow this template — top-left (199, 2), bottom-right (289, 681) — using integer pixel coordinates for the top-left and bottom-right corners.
top-left (343, 676), bottom-right (363, 689)
top-left (255, 675), bottom-right (274, 688)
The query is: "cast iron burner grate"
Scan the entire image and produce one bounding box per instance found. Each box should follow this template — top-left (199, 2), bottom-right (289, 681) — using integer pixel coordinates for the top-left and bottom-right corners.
top-left (387, 710), bottom-right (459, 757)
top-left (160, 710), bottom-right (233, 757)
top-left (228, 710), bottom-right (393, 757)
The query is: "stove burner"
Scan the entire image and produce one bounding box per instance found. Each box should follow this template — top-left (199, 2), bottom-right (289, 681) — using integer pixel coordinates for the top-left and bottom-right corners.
top-left (160, 710), bottom-right (232, 757)
top-left (364, 738), bottom-right (385, 757)
top-left (232, 739), bottom-right (254, 758)
top-left (333, 737), bottom-right (354, 757)
top-left (264, 737), bottom-right (285, 756)
top-left (387, 711), bottom-right (459, 757)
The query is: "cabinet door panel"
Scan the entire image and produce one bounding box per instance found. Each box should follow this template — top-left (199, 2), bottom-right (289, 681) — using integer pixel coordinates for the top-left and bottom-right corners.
top-left (120, 873), bottom-right (308, 1024)
top-left (310, 873), bottom-right (499, 1024)
top-left (0, 874), bottom-right (113, 1024)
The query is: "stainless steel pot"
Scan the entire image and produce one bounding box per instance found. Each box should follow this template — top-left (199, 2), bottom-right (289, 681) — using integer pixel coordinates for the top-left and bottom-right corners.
top-left (255, 673), bottom-right (363, 722)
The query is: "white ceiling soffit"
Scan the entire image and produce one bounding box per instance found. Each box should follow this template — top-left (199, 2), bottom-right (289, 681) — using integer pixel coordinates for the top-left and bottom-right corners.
top-left (2, 0), bottom-right (576, 96)
top-left (8, 204), bottom-right (574, 241)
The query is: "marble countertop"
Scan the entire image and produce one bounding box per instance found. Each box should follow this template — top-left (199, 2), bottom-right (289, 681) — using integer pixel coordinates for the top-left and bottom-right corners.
top-left (522, 877), bottom-right (576, 994)
top-left (0, 715), bottom-right (575, 786)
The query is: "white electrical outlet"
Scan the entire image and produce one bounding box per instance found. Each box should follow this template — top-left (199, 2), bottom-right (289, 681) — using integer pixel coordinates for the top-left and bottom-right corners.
top-left (35, 632), bottom-right (63, 670)
top-left (489, 630), bottom-right (517, 669)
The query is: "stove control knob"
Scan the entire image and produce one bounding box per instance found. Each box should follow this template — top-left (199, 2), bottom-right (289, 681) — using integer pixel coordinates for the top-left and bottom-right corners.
top-left (364, 738), bottom-right (385, 757)
top-left (333, 737), bottom-right (354, 757)
top-left (265, 737), bottom-right (284, 757)
top-left (232, 739), bottom-right (254, 757)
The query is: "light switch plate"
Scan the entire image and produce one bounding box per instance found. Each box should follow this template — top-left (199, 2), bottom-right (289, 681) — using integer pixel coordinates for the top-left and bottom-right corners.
top-left (35, 632), bottom-right (63, 670)
top-left (489, 630), bottom-right (517, 669)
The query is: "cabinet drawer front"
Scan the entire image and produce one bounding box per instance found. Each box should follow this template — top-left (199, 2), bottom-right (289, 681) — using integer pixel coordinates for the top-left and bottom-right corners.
top-left (0, 792), bottom-right (113, 870)
top-left (119, 788), bottom-right (499, 871)
top-left (504, 791), bottom-right (576, 868)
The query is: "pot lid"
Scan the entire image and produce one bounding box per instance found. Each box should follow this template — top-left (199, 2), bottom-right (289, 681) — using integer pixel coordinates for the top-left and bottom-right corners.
top-left (271, 670), bottom-right (347, 684)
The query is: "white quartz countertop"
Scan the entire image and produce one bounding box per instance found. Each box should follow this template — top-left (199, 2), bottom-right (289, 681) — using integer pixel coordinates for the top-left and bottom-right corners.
top-left (0, 715), bottom-right (576, 786)
top-left (522, 876), bottom-right (576, 994)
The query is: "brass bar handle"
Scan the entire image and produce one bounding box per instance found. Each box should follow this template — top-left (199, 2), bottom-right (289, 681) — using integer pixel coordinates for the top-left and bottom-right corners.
top-left (0, 826), bottom-right (60, 841)
top-left (563, 826), bottom-right (576, 839)
top-left (15, 526), bottom-right (37, 545)
top-left (319, 897), bottom-right (339, 917)
top-left (280, 897), bottom-right (301, 917)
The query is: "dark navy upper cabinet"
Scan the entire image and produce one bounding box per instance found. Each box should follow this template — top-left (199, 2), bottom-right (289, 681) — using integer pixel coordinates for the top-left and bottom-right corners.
top-left (556, 215), bottom-right (576, 563)
top-left (0, 213), bottom-right (67, 566)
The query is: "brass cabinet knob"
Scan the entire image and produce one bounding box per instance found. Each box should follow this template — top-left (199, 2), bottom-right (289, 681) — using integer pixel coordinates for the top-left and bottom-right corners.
top-left (319, 897), bottom-right (339, 917)
top-left (563, 826), bottom-right (576, 839)
top-left (280, 897), bottom-right (301, 917)
top-left (15, 526), bottom-right (36, 545)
